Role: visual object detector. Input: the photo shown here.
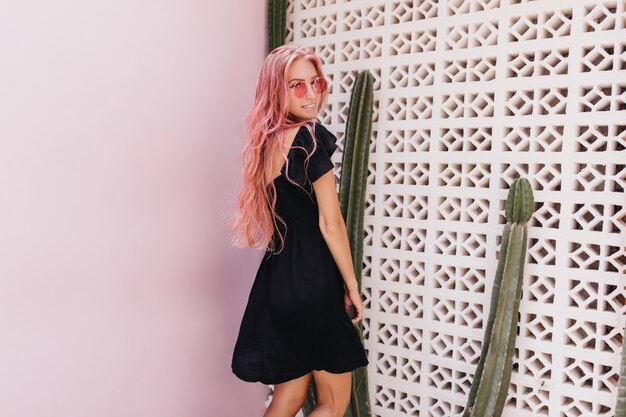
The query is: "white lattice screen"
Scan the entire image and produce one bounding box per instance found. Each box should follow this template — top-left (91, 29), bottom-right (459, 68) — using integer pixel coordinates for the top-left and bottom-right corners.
top-left (265, 1), bottom-right (626, 416)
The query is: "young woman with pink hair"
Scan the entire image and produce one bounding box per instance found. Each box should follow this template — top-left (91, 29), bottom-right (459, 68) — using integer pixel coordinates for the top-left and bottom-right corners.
top-left (230, 44), bottom-right (369, 417)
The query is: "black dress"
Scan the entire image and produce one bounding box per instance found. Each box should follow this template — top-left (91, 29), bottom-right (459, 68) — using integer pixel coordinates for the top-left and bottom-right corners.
top-left (231, 122), bottom-right (369, 385)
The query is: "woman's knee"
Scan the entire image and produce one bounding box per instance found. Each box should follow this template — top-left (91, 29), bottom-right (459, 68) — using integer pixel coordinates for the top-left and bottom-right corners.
top-left (335, 398), bottom-right (350, 417)
top-left (315, 401), bottom-right (348, 417)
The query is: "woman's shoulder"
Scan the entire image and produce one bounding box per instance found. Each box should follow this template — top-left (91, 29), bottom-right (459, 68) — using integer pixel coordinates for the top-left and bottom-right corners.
top-left (313, 121), bottom-right (335, 140)
top-left (314, 122), bottom-right (338, 156)
top-left (294, 121), bottom-right (332, 137)
top-left (296, 121), bottom-right (337, 155)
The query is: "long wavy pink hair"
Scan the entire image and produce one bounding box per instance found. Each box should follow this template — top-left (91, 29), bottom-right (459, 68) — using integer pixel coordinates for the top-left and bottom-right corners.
top-left (229, 45), bottom-right (329, 254)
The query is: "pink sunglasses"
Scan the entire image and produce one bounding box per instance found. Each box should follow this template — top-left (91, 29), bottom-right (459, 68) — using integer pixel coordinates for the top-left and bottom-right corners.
top-left (290, 77), bottom-right (328, 98)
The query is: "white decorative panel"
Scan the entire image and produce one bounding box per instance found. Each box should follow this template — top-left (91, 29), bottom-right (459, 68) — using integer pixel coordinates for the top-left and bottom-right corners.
top-left (272, 1), bottom-right (626, 416)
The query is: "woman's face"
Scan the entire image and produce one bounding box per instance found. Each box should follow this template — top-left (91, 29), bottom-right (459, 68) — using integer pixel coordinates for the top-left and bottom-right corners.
top-left (286, 58), bottom-right (324, 122)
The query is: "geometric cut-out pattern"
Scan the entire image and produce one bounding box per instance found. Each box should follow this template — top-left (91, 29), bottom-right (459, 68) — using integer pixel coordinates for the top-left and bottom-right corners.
top-left (277, 1), bottom-right (626, 416)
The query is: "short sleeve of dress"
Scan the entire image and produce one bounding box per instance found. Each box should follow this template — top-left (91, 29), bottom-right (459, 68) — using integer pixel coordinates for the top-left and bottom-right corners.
top-left (304, 123), bottom-right (338, 184)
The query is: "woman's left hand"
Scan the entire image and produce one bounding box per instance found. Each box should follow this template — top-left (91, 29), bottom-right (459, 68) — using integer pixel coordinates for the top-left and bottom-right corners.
top-left (343, 285), bottom-right (364, 324)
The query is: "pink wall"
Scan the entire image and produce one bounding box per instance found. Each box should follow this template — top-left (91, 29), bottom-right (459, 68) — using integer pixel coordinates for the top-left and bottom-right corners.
top-left (0, 1), bottom-right (268, 416)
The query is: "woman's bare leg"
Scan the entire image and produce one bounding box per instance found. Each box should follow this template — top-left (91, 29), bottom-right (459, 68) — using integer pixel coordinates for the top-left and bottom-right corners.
top-left (263, 372), bottom-right (313, 417)
top-left (308, 370), bottom-right (352, 417)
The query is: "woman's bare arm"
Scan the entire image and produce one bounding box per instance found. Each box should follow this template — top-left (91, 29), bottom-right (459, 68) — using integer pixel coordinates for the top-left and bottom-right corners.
top-left (312, 170), bottom-right (358, 291)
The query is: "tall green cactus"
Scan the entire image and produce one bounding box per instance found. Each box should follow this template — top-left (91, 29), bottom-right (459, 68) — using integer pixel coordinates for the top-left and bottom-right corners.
top-left (267, 0), bottom-right (287, 54)
top-left (463, 178), bottom-right (534, 417)
top-left (616, 326), bottom-right (626, 417)
top-left (339, 71), bottom-right (374, 284)
top-left (302, 71), bottom-right (374, 417)
top-left (341, 71), bottom-right (374, 417)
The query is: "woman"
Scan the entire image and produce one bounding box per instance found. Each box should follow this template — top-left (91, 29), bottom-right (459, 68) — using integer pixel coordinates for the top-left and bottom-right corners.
top-left (230, 44), bottom-right (369, 417)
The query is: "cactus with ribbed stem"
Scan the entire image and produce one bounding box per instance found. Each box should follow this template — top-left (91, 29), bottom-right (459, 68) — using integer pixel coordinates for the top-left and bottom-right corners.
top-left (303, 71), bottom-right (374, 417)
top-left (304, 71), bottom-right (374, 416)
top-left (616, 326), bottom-right (626, 417)
top-left (340, 71), bottom-right (374, 417)
top-left (267, 0), bottom-right (287, 54)
top-left (463, 178), bottom-right (534, 417)
top-left (339, 72), bottom-right (374, 291)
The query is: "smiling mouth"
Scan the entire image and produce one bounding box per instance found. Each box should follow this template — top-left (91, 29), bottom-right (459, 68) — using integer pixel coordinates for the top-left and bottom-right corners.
top-left (301, 104), bottom-right (316, 109)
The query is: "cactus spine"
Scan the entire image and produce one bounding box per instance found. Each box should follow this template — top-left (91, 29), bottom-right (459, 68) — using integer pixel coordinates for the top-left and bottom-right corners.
top-left (267, 0), bottom-right (287, 54)
top-left (463, 178), bottom-right (534, 417)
